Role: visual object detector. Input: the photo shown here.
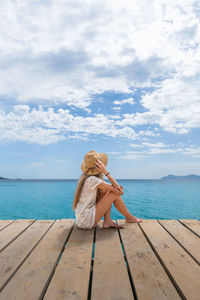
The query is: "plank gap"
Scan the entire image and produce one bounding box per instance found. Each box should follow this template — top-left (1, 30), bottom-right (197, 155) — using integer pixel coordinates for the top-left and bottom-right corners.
top-left (55, 221), bottom-right (76, 266)
top-left (0, 220), bottom-right (16, 231)
top-left (157, 220), bottom-right (200, 266)
top-left (0, 220), bottom-right (37, 253)
top-left (138, 222), bottom-right (187, 300)
top-left (0, 220), bottom-right (57, 293)
top-left (117, 221), bottom-right (138, 300)
top-left (178, 220), bottom-right (200, 238)
top-left (87, 225), bottom-right (96, 300)
top-left (40, 220), bottom-right (75, 300)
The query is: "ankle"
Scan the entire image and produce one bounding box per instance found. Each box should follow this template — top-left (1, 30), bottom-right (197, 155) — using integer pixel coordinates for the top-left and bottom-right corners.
top-left (126, 213), bottom-right (133, 219)
top-left (104, 218), bottom-right (112, 223)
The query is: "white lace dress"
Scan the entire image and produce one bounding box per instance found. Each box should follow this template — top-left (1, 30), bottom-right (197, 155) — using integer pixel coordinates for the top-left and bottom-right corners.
top-left (75, 176), bottom-right (103, 229)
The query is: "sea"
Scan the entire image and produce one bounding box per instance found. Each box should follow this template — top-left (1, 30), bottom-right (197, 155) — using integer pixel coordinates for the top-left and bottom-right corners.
top-left (0, 179), bottom-right (200, 220)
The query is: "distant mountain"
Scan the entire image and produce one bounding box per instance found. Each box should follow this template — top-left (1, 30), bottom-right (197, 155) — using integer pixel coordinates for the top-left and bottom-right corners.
top-left (161, 174), bottom-right (200, 180)
top-left (0, 177), bottom-right (22, 180)
top-left (0, 177), bottom-right (9, 180)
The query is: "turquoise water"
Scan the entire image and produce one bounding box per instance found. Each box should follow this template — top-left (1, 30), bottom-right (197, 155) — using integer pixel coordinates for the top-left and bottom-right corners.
top-left (0, 179), bottom-right (200, 220)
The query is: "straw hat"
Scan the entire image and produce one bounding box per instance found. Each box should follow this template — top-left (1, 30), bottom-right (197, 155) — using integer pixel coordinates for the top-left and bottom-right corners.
top-left (81, 150), bottom-right (108, 175)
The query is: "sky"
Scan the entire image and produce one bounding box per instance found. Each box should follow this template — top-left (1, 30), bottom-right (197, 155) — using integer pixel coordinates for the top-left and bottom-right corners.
top-left (0, 0), bottom-right (200, 179)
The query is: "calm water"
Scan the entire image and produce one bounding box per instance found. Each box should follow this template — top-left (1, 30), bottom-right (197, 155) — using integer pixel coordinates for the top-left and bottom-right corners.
top-left (0, 179), bottom-right (200, 220)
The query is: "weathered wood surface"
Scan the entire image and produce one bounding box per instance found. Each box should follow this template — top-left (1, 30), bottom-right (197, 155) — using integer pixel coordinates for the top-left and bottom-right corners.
top-left (44, 223), bottom-right (94, 300)
top-left (0, 220), bottom-right (54, 288)
top-left (117, 219), bottom-right (180, 300)
top-left (140, 220), bottom-right (200, 300)
top-left (91, 220), bottom-right (133, 300)
top-left (0, 219), bottom-right (74, 300)
top-left (0, 218), bottom-right (199, 300)
top-left (0, 220), bottom-right (15, 231)
top-left (158, 220), bottom-right (200, 264)
top-left (179, 219), bottom-right (200, 237)
top-left (0, 219), bottom-right (35, 252)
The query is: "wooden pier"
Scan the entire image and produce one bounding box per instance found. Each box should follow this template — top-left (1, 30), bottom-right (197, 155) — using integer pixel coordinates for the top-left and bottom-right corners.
top-left (0, 218), bottom-right (200, 299)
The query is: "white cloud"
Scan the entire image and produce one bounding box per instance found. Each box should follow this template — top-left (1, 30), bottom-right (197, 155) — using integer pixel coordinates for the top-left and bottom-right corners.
top-left (113, 98), bottom-right (135, 105)
top-left (182, 147), bottom-right (200, 155)
top-left (0, 0), bottom-right (199, 142)
top-left (148, 148), bottom-right (177, 154)
top-left (138, 130), bottom-right (160, 137)
top-left (0, 105), bottom-right (141, 144)
top-left (118, 148), bottom-right (176, 159)
top-left (112, 106), bottom-right (121, 110)
top-left (140, 65), bottom-right (200, 133)
top-left (1, 103), bottom-right (199, 145)
top-left (117, 111), bottom-right (162, 127)
top-left (130, 143), bottom-right (144, 148)
top-left (57, 160), bottom-right (67, 163)
top-left (28, 162), bottom-right (45, 168)
top-left (119, 153), bottom-right (148, 160)
top-left (0, 0), bottom-right (199, 110)
top-left (118, 143), bottom-right (200, 159)
top-left (115, 62), bottom-right (200, 134)
top-left (141, 142), bottom-right (167, 148)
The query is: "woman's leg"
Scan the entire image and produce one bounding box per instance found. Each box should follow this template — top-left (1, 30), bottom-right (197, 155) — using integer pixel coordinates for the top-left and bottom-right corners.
top-left (96, 191), bottom-right (122, 228)
top-left (104, 206), bottom-right (111, 222)
top-left (94, 191), bottom-right (142, 226)
top-left (113, 196), bottom-right (143, 223)
top-left (103, 205), bottom-right (121, 228)
top-left (99, 191), bottom-right (116, 225)
top-left (94, 191), bottom-right (120, 226)
top-left (97, 189), bottom-right (111, 221)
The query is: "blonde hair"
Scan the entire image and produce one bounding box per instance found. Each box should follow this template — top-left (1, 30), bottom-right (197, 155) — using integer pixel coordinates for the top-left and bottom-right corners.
top-left (72, 172), bottom-right (104, 210)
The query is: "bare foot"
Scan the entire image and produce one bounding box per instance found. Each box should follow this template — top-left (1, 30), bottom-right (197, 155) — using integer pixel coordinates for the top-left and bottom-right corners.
top-left (103, 221), bottom-right (124, 229)
top-left (125, 216), bottom-right (143, 223)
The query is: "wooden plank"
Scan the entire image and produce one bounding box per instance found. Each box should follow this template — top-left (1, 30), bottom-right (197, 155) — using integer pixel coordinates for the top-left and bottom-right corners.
top-left (0, 220), bottom-right (54, 289)
top-left (0, 219), bottom-right (35, 252)
top-left (91, 220), bottom-right (133, 300)
top-left (117, 219), bottom-right (181, 300)
top-left (158, 220), bottom-right (200, 264)
top-left (43, 223), bottom-right (94, 300)
top-left (0, 220), bottom-right (15, 231)
top-left (0, 219), bottom-right (74, 300)
top-left (140, 220), bottom-right (200, 300)
top-left (179, 219), bottom-right (200, 237)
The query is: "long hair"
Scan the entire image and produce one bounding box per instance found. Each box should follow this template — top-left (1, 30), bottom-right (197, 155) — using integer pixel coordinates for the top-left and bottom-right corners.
top-left (72, 172), bottom-right (104, 210)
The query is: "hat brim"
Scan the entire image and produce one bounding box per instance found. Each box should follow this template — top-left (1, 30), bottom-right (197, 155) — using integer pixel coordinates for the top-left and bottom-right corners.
top-left (81, 152), bottom-right (108, 175)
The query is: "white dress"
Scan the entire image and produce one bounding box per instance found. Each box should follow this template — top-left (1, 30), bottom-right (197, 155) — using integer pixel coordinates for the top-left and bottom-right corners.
top-left (75, 176), bottom-right (103, 229)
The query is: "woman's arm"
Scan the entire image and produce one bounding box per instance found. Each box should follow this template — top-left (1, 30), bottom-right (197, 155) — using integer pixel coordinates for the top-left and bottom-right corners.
top-left (95, 159), bottom-right (123, 193)
top-left (96, 181), bottom-right (124, 196)
top-left (106, 173), bottom-right (122, 190)
top-left (96, 186), bottom-right (107, 203)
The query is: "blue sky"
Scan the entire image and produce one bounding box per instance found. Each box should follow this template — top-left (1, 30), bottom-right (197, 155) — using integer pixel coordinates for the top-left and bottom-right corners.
top-left (0, 0), bottom-right (200, 179)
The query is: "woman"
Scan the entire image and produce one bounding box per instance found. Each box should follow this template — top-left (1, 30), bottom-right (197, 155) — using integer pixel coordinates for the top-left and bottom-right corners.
top-left (73, 150), bottom-right (143, 229)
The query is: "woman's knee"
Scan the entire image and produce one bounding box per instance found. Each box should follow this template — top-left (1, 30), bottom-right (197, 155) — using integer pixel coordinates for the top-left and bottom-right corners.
top-left (98, 190), bottom-right (119, 204)
top-left (101, 190), bottom-right (114, 198)
top-left (106, 191), bottom-right (119, 202)
top-left (98, 190), bottom-right (117, 205)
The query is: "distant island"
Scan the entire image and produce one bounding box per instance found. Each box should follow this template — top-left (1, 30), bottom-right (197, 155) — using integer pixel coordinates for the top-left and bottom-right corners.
top-left (0, 177), bottom-right (9, 180)
top-left (0, 177), bottom-right (22, 180)
top-left (161, 174), bottom-right (200, 180)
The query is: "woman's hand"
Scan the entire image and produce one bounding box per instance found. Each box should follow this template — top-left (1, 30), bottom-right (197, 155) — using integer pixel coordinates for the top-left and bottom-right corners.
top-left (95, 160), bottom-right (124, 195)
top-left (96, 181), bottom-right (124, 196)
top-left (113, 185), bottom-right (123, 194)
top-left (113, 185), bottom-right (124, 195)
top-left (113, 184), bottom-right (123, 191)
top-left (95, 159), bottom-right (108, 174)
